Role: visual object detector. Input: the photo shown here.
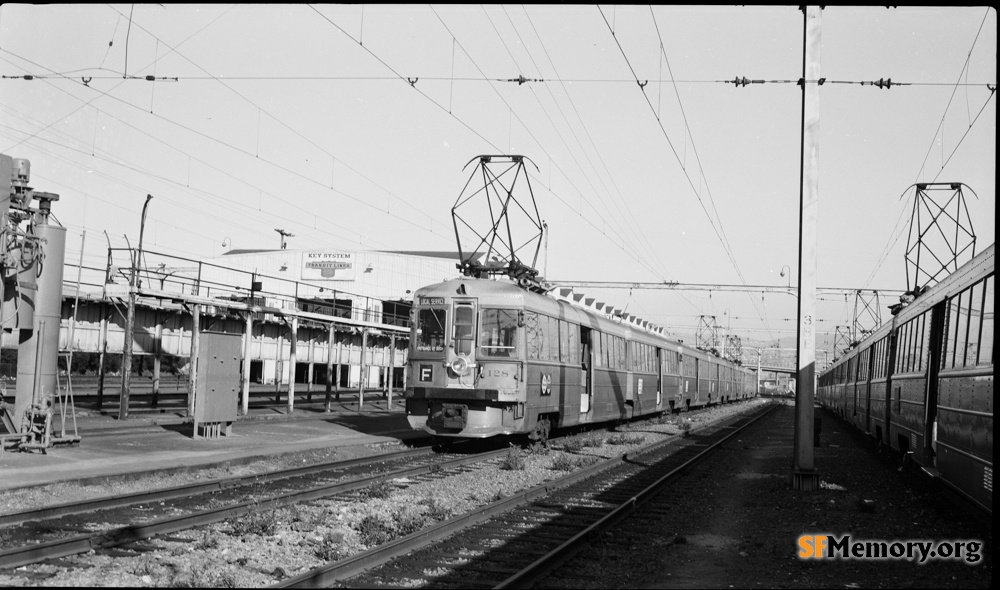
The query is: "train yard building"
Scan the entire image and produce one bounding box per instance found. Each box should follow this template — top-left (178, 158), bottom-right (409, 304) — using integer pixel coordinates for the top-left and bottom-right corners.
top-left (3, 248), bottom-right (472, 417)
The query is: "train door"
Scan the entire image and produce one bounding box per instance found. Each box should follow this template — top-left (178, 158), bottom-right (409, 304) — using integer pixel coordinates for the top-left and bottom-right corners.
top-left (922, 300), bottom-right (947, 465)
top-left (863, 348), bottom-right (873, 433)
top-left (656, 347), bottom-right (663, 407)
top-left (580, 326), bottom-right (593, 413)
top-left (850, 357), bottom-right (859, 418)
top-left (694, 358), bottom-right (701, 402)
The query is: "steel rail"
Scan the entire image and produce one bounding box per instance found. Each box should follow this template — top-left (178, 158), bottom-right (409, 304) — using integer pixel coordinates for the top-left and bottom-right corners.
top-left (274, 402), bottom-right (776, 589)
top-left (0, 446), bottom-right (506, 569)
top-left (495, 403), bottom-right (780, 589)
top-left (0, 447), bottom-right (434, 527)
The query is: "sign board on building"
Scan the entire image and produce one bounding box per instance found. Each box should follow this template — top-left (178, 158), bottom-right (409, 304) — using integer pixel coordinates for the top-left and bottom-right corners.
top-left (303, 252), bottom-right (355, 281)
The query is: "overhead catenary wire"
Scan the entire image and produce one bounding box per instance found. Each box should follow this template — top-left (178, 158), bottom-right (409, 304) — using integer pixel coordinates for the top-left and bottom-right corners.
top-left (647, 6), bottom-right (773, 337)
top-left (306, 5), bottom-right (672, 285)
top-left (860, 6), bottom-right (995, 290)
top-left (99, 4), bottom-right (440, 233)
top-left (433, 6), bottom-right (669, 282)
top-left (479, 5), bottom-right (672, 285)
top-left (599, 6), bottom-right (775, 342)
top-left (4, 72), bottom-right (993, 88)
top-left (0, 51), bottom-right (456, 258)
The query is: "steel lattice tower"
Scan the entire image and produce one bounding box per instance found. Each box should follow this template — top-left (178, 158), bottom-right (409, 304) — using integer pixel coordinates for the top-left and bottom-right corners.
top-left (904, 183), bottom-right (977, 292)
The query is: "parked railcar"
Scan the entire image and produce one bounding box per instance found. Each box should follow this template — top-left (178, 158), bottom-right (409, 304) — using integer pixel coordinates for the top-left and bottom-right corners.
top-left (404, 277), bottom-right (755, 440)
top-left (818, 243), bottom-right (994, 514)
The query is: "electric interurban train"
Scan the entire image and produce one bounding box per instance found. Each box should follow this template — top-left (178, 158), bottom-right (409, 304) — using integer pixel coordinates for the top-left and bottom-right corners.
top-left (817, 243), bottom-right (994, 514)
top-left (403, 277), bottom-right (757, 440)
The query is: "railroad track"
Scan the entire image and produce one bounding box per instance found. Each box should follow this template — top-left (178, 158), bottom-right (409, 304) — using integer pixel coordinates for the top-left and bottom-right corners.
top-left (0, 443), bottom-right (506, 570)
top-left (276, 402), bottom-right (778, 588)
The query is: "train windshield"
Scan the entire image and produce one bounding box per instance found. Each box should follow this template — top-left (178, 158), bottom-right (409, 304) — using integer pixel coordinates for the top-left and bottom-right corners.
top-left (479, 309), bottom-right (518, 358)
top-left (415, 308), bottom-right (446, 352)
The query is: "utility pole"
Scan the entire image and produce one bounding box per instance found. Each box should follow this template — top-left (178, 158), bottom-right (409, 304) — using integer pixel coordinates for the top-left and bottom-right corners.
top-left (120, 195), bottom-right (152, 421)
top-left (793, 5), bottom-right (821, 492)
top-left (275, 228), bottom-right (294, 250)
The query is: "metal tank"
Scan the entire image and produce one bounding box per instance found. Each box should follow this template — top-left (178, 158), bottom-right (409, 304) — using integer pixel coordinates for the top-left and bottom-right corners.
top-left (13, 216), bottom-right (66, 426)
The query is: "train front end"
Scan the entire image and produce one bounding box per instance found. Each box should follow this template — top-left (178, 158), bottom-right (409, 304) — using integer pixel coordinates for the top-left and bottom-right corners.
top-left (405, 279), bottom-right (527, 438)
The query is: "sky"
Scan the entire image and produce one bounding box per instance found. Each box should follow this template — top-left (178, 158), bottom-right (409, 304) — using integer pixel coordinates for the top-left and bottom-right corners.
top-left (1, 4), bottom-right (995, 364)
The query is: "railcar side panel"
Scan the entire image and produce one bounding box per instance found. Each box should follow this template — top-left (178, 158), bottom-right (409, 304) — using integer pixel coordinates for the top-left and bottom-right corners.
top-left (936, 369), bottom-right (993, 512)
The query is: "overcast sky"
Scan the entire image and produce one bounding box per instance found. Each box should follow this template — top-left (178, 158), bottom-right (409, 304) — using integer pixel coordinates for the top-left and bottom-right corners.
top-left (1, 4), bottom-right (995, 359)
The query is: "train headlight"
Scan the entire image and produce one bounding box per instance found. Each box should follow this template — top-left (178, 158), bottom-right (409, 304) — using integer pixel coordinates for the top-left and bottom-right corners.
top-left (449, 355), bottom-right (473, 376)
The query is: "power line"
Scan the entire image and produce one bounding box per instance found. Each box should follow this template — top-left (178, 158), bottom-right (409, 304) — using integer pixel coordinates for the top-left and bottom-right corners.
top-left (598, 6), bottom-right (771, 341)
top-left (99, 4), bottom-right (440, 233)
top-left (483, 5), bottom-right (673, 285)
top-left (305, 5), bottom-right (675, 286)
top-left (5, 73), bottom-right (993, 87)
top-left (861, 7), bottom-right (995, 290)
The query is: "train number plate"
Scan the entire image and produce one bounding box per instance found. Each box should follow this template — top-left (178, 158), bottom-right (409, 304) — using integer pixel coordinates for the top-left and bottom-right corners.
top-left (441, 403), bottom-right (467, 429)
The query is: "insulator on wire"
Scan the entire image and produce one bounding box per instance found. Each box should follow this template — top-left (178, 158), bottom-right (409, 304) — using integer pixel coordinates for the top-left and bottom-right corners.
top-left (731, 76), bottom-right (763, 87)
top-left (863, 77), bottom-right (893, 89)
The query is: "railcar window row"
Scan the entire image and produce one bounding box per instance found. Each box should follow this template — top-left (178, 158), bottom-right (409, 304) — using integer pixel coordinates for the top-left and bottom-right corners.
top-left (682, 354), bottom-right (697, 378)
top-left (857, 349), bottom-right (870, 383)
top-left (871, 337), bottom-right (889, 379)
top-left (595, 332), bottom-right (627, 370)
top-left (524, 311), bottom-right (580, 365)
top-left (662, 349), bottom-right (680, 375)
top-left (630, 341), bottom-right (656, 373)
top-left (479, 309), bottom-right (519, 358)
top-left (894, 312), bottom-right (929, 374)
top-left (942, 274), bottom-right (994, 369)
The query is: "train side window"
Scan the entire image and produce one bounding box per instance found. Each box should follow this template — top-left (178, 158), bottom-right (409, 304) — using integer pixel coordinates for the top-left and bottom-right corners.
top-left (904, 320), bottom-right (914, 372)
top-left (663, 350), bottom-right (678, 375)
top-left (525, 312), bottom-right (540, 360)
top-left (544, 316), bottom-right (557, 362)
top-left (618, 336), bottom-right (627, 370)
top-left (943, 292), bottom-right (962, 369)
top-left (536, 314), bottom-right (550, 361)
top-left (596, 332), bottom-right (606, 368)
top-left (907, 319), bottom-right (916, 372)
top-left (566, 322), bottom-right (580, 365)
top-left (896, 322), bottom-right (907, 374)
top-left (978, 275), bottom-right (994, 366)
top-left (964, 280), bottom-right (984, 367)
top-left (479, 309), bottom-right (518, 358)
top-left (941, 298), bottom-right (953, 369)
top-left (953, 289), bottom-right (970, 369)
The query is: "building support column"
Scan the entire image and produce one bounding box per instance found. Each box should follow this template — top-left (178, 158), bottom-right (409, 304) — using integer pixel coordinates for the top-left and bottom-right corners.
top-left (152, 313), bottom-right (162, 408)
top-left (387, 334), bottom-right (395, 408)
top-left (335, 339), bottom-right (343, 402)
top-left (242, 312), bottom-right (253, 416)
top-left (96, 305), bottom-right (108, 411)
top-left (307, 333), bottom-right (314, 403)
top-left (325, 325), bottom-right (334, 411)
top-left (359, 329), bottom-right (368, 410)
top-left (188, 304), bottom-right (200, 417)
top-left (288, 317), bottom-right (297, 414)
